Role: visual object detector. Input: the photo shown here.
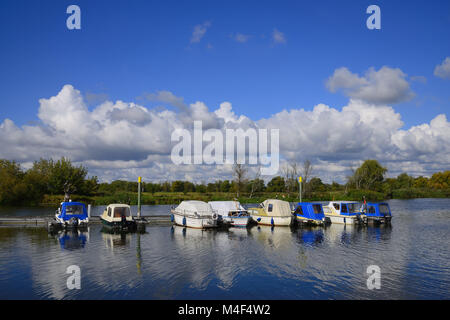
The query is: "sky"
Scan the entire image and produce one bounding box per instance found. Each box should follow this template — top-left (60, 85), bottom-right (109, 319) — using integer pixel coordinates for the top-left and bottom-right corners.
top-left (0, 0), bottom-right (449, 183)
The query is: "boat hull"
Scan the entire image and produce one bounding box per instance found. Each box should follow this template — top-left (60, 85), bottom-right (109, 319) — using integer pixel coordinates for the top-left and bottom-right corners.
top-left (366, 215), bottom-right (392, 225)
top-left (100, 217), bottom-right (137, 231)
top-left (172, 211), bottom-right (218, 229)
top-left (325, 214), bottom-right (365, 225)
top-left (222, 216), bottom-right (250, 227)
top-left (251, 215), bottom-right (292, 226)
top-left (294, 214), bottom-right (324, 226)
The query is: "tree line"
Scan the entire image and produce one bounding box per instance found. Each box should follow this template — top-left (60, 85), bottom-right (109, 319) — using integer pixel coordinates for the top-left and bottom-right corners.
top-left (0, 158), bottom-right (98, 205)
top-left (0, 158), bottom-right (449, 206)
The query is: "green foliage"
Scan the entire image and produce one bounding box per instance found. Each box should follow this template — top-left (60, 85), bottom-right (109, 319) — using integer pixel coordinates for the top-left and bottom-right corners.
top-left (429, 171), bottom-right (450, 189)
top-left (267, 176), bottom-right (285, 192)
top-left (1, 157), bottom-right (449, 207)
top-left (348, 160), bottom-right (387, 191)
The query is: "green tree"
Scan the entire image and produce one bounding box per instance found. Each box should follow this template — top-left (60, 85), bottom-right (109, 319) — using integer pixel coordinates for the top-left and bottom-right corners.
top-left (349, 160), bottom-right (387, 191)
top-left (307, 177), bottom-right (327, 192)
top-left (267, 176), bottom-right (285, 192)
top-left (220, 180), bottom-right (231, 192)
top-left (429, 171), bottom-right (450, 189)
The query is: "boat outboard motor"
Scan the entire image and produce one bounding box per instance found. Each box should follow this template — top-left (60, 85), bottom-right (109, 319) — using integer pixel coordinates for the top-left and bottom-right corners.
top-left (121, 214), bottom-right (127, 228)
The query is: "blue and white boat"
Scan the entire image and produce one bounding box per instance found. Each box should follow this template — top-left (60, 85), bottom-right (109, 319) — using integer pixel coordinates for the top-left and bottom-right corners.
top-left (208, 201), bottom-right (250, 227)
top-left (292, 202), bottom-right (330, 226)
top-left (52, 201), bottom-right (89, 229)
top-left (322, 201), bottom-right (367, 225)
top-left (363, 202), bottom-right (392, 224)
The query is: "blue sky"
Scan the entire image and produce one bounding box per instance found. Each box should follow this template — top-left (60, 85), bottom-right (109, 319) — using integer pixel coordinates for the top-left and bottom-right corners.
top-left (1, 0), bottom-right (449, 126)
top-left (0, 0), bottom-right (449, 182)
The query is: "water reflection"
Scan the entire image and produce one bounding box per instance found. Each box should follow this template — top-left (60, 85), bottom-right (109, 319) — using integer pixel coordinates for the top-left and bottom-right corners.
top-left (248, 225), bottom-right (294, 250)
top-left (101, 229), bottom-right (131, 249)
top-left (295, 226), bottom-right (324, 246)
top-left (0, 199), bottom-right (449, 299)
top-left (56, 230), bottom-right (89, 251)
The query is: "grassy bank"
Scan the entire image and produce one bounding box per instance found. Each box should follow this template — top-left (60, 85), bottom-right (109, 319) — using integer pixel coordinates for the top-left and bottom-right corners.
top-left (39, 188), bottom-right (450, 206)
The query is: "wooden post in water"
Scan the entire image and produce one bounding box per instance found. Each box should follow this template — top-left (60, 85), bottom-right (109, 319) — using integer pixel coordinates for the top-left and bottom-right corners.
top-left (88, 204), bottom-right (91, 219)
top-left (137, 176), bottom-right (142, 218)
top-left (298, 176), bottom-right (302, 203)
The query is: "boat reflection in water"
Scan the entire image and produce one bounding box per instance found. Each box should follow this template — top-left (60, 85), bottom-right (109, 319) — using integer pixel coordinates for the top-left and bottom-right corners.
top-left (101, 226), bottom-right (132, 249)
top-left (294, 226), bottom-right (325, 246)
top-left (325, 223), bottom-right (363, 246)
top-left (248, 224), bottom-right (294, 250)
top-left (364, 224), bottom-right (393, 243)
top-left (53, 229), bottom-right (89, 251)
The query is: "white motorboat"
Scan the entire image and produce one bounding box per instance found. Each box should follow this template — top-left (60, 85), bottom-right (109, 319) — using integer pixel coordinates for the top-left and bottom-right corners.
top-left (247, 199), bottom-right (293, 226)
top-left (208, 201), bottom-right (250, 227)
top-left (170, 200), bottom-right (219, 229)
top-left (322, 201), bottom-right (367, 225)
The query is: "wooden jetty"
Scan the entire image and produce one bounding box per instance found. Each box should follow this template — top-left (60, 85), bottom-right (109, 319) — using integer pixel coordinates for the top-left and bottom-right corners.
top-left (0, 215), bottom-right (172, 227)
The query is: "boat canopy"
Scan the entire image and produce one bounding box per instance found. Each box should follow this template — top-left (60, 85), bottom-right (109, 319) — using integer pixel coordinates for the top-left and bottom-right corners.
top-left (175, 200), bottom-right (214, 216)
top-left (58, 202), bottom-right (88, 221)
top-left (294, 202), bottom-right (325, 220)
top-left (260, 199), bottom-right (292, 217)
top-left (105, 204), bottom-right (132, 217)
top-left (208, 201), bottom-right (246, 216)
top-left (366, 202), bottom-right (391, 217)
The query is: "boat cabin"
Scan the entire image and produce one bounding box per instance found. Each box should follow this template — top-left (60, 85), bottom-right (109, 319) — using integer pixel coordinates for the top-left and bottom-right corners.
top-left (324, 201), bottom-right (362, 216)
top-left (249, 199), bottom-right (292, 217)
top-left (208, 201), bottom-right (248, 217)
top-left (102, 204), bottom-right (133, 222)
top-left (173, 201), bottom-right (215, 217)
top-left (365, 202), bottom-right (391, 217)
top-left (293, 202), bottom-right (325, 221)
top-left (57, 201), bottom-right (88, 222)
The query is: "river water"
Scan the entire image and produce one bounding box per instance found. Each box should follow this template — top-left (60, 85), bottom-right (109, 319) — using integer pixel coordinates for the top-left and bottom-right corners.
top-left (0, 199), bottom-right (449, 299)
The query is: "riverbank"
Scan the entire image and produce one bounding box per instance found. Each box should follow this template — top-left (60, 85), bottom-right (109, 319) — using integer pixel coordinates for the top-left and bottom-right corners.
top-left (33, 188), bottom-right (450, 206)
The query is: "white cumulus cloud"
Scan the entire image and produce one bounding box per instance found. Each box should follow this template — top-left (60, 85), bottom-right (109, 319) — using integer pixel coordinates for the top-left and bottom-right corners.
top-left (434, 57), bottom-right (450, 79)
top-left (326, 66), bottom-right (415, 104)
top-left (0, 85), bottom-right (449, 183)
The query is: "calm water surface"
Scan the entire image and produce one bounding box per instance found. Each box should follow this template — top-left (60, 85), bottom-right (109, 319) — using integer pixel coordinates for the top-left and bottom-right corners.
top-left (0, 199), bottom-right (449, 299)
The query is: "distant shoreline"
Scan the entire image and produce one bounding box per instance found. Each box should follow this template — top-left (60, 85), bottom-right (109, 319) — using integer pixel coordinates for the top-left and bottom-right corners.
top-left (18, 189), bottom-right (450, 207)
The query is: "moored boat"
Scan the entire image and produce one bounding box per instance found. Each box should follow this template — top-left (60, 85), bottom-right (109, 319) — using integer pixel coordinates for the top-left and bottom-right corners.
top-left (248, 199), bottom-right (293, 226)
top-left (170, 200), bottom-right (219, 229)
top-left (49, 201), bottom-right (89, 231)
top-left (100, 204), bottom-right (138, 231)
top-left (292, 202), bottom-right (330, 226)
top-left (363, 202), bottom-right (392, 225)
top-left (208, 201), bottom-right (250, 227)
top-left (322, 201), bottom-right (367, 225)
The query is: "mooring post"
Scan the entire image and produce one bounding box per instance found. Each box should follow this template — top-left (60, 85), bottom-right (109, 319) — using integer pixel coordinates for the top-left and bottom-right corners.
top-left (88, 204), bottom-right (91, 219)
top-left (298, 176), bottom-right (302, 203)
top-left (138, 176), bottom-right (142, 218)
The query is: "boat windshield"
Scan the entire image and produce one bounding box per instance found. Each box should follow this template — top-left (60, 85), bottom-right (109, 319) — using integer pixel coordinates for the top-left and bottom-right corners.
top-left (347, 203), bottom-right (361, 213)
top-left (379, 204), bottom-right (390, 214)
top-left (229, 210), bottom-right (247, 217)
top-left (294, 206), bottom-right (303, 215)
top-left (312, 204), bottom-right (322, 214)
top-left (64, 205), bottom-right (84, 216)
top-left (114, 207), bottom-right (131, 218)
